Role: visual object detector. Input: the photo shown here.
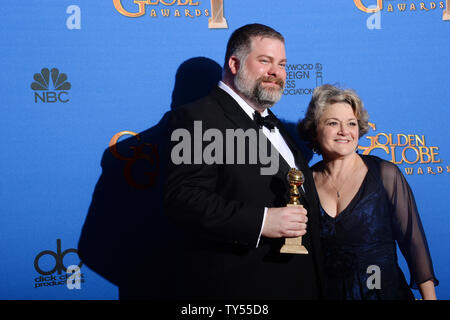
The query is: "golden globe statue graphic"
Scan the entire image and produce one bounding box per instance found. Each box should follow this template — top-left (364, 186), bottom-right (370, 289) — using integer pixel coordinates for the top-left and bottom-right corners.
top-left (444, 0), bottom-right (450, 20)
top-left (208, 0), bottom-right (228, 29)
top-left (280, 168), bottom-right (309, 254)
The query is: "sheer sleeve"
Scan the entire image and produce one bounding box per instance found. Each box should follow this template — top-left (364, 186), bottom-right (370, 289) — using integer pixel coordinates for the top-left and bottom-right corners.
top-left (379, 160), bottom-right (439, 289)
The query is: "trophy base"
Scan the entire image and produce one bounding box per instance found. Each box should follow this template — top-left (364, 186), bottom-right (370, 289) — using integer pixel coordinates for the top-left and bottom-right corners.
top-left (444, 11), bottom-right (450, 21)
top-left (208, 18), bottom-right (228, 29)
top-left (280, 244), bottom-right (309, 254)
top-left (280, 203), bottom-right (309, 254)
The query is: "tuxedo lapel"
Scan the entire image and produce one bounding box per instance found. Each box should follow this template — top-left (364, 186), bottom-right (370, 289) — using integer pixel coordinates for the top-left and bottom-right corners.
top-left (268, 110), bottom-right (300, 164)
top-left (210, 87), bottom-right (259, 131)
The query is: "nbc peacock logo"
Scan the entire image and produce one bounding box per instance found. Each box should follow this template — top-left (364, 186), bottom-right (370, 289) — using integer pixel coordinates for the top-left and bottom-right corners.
top-left (31, 68), bottom-right (71, 103)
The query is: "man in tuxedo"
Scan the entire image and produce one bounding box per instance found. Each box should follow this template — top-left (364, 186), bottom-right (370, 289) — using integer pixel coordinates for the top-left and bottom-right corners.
top-left (164, 23), bottom-right (324, 299)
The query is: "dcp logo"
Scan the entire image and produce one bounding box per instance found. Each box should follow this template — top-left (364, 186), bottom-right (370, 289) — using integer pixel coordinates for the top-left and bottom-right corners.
top-left (34, 239), bottom-right (83, 275)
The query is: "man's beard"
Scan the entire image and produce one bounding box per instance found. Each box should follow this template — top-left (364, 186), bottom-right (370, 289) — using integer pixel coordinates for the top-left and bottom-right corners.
top-left (234, 65), bottom-right (285, 109)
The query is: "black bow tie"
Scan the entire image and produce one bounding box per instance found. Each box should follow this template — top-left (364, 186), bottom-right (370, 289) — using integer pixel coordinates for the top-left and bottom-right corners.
top-left (253, 111), bottom-right (277, 130)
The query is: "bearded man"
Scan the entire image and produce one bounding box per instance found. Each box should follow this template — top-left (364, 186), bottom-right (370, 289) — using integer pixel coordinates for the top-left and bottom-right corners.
top-left (163, 23), bottom-right (324, 299)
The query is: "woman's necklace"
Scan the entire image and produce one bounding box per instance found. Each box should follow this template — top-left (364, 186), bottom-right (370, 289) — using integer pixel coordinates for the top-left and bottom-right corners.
top-left (322, 160), bottom-right (357, 199)
top-left (323, 172), bottom-right (347, 198)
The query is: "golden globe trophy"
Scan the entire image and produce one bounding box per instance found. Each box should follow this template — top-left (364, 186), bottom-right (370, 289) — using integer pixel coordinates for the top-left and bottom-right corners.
top-left (444, 0), bottom-right (450, 20)
top-left (280, 168), bottom-right (309, 254)
top-left (208, 0), bottom-right (228, 29)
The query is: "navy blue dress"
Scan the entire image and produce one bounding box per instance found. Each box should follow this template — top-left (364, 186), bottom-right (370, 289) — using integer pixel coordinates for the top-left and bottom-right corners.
top-left (316, 155), bottom-right (438, 300)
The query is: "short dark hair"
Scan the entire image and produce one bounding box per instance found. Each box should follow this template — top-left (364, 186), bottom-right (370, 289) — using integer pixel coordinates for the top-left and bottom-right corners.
top-left (223, 23), bottom-right (285, 72)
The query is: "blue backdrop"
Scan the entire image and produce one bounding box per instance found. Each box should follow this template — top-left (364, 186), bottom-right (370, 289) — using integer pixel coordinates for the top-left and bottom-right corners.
top-left (1, 0), bottom-right (448, 299)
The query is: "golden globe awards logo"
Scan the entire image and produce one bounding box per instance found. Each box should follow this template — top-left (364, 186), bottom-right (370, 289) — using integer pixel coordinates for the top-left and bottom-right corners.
top-left (109, 131), bottom-right (160, 189)
top-left (358, 123), bottom-right (448, 176)
top-left (31, 68), bottom-right (71, 103)
top-left (112, 0), bottom-right (228, 28)
top-left (354, 0), bottom-right (450, 20)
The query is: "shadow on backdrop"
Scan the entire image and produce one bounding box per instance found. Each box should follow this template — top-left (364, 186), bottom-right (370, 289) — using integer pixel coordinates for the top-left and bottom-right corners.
top-left (77, 56), bottom-right (313, 299)
top-left (77, 57), bottom-right (222, 299)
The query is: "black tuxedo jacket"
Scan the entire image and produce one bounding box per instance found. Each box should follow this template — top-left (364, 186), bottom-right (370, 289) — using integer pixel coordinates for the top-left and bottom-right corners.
top-left (163, 86), bottom-right (325, 299)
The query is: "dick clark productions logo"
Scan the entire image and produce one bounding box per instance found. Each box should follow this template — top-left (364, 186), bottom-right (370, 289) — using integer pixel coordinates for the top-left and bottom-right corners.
top-left (33, 239), bottom-right (84, 289)
top-left (31, 68), bottom-right (71, 103)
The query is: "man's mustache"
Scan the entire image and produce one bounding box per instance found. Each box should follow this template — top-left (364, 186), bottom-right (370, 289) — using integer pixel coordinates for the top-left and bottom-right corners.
top-left (258, 76), bottom-right (285, 88)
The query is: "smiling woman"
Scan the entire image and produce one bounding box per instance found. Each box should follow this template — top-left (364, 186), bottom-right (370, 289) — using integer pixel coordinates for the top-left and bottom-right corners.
top-left (297, 84), bottom-right (439, 300)
top-left (298, 84), bottom-right (369, 155)
top-left (315, 102), bottom-right (360, 160)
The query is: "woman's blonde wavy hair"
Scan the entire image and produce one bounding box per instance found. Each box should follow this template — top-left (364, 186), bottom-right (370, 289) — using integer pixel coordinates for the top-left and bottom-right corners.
top-left (297, 84), bottom-right (369, 154)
